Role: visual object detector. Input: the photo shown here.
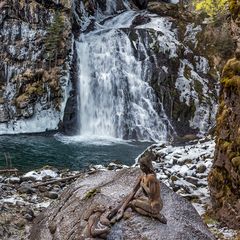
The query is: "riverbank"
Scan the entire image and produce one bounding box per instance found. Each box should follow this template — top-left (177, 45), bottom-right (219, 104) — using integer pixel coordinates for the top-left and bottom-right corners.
top-left (0, 138), bottom-right (239, 239)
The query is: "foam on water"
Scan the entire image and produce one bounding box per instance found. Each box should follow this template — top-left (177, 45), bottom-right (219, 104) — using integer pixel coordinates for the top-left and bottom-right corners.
top-left (55, 133), bottom-right (131, 146)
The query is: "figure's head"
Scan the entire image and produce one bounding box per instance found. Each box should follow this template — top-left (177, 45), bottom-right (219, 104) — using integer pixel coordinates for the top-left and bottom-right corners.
top-left (138, 150), bottom-right (156, 174)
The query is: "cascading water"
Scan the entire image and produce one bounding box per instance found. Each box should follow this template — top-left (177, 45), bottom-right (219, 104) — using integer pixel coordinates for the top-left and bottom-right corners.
top-left (76, 11), bottom-right (174, 142)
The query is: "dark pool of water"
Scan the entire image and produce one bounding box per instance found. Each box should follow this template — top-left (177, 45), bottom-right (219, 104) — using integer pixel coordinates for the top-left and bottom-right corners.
top-left (0, 133), bottom-right (152, 173)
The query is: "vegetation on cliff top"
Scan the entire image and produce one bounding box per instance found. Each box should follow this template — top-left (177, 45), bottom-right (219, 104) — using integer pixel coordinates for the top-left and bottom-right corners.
top-left (193, 0), bottom-right (240, 19)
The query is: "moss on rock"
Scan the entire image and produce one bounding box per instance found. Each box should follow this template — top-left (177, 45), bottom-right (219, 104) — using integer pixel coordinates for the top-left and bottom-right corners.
top-left (208, 54), bottom-right (240, 229)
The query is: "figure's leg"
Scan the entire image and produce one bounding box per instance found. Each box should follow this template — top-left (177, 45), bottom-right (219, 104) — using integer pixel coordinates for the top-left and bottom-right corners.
top-left (131, 199), bottom-right (167, 224)
top-left (91, 225), bottom-right (110, 238)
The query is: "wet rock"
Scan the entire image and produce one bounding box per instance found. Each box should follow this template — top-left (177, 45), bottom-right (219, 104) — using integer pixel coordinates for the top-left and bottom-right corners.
top-left (18, 183), bottom-right (35, 194)
top-left (0, 176), bottom-right (4, 183)
top-left (196, 164), bottom-right (207, 173)
top-left (6, 177), bottom-right (21, 184)
top-left (185, 176), bottom-right (199, 186)
top-left (24, 213), bottom-right (34, 222)
top-left (38, 186), bottom-right (48, 193)
top-left (15, 218), bottom-right (26, 228)
top-left (21, 176), bottom-right (36, 182)
top-left (16, 201), bottom-right (26, 207)
top-left (30, 169), bottom-right (215, 240)
top-left (148, 1), bottom-right (178, 17)
top-left (44, 191), bottom-right (58, 199)
top-left (0, 104), bottom-right (9, 122)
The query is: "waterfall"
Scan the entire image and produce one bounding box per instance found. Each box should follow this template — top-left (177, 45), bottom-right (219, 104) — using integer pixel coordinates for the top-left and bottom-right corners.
top-left (76, 11), bottom-right (174, 142)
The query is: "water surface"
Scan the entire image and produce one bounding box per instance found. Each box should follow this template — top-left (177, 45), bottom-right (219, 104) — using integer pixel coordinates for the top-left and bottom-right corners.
top-left (0, 134), bottom-right (151, 172)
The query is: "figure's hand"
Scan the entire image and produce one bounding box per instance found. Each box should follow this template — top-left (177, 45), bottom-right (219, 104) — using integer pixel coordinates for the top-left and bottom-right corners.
top-left (116, 208), bottom-right (124, 221)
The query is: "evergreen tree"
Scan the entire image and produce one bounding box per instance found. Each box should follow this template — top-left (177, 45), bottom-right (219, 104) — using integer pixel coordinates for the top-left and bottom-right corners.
top-left (44, 11), bottom-right (65, 68)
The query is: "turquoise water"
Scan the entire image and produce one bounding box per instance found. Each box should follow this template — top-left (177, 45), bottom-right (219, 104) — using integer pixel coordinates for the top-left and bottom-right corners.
top-left (0, 134), bottom-right (152, 173)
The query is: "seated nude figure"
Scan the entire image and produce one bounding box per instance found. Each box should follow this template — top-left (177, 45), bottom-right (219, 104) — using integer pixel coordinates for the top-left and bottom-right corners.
top-left (108, 151), bottom-right (167, 224)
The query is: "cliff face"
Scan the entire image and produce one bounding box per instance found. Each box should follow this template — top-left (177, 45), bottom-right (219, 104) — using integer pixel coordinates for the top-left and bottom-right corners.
top-left (0, 0), bottom-right (72, 134)
top-left (208, 8), bottom-right (240, 229)
top-left (62, 0), bottom-right (220, 139)
top-left (0, 0), bottom-right (223, 138)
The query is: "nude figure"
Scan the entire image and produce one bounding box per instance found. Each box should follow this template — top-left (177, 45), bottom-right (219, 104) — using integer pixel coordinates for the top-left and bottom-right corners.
top-left (108, 151), bottom-right (167, 224)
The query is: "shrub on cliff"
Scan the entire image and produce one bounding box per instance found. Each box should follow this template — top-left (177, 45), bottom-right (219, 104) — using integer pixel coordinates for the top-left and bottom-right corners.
top-left (44, 10), bottom-right (65, 68)
top-left (193, 0), bottom-right (228, 19)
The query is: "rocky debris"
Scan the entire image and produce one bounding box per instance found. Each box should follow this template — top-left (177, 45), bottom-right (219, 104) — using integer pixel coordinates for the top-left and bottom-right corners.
top-left (44, 191), bottom-right (58, 199)
top-left (18, 183), bottom-right (36, 194)
top-left (30, 168), bottom-right (215, 240)
top-left (0, 164), bottom-right (126, 239)
top-left (143, 137), bottom-right (239, 239)
top-left (147, 137), bottom-right (215, 210)
top-left (22, 169), bottom-right (59, 182)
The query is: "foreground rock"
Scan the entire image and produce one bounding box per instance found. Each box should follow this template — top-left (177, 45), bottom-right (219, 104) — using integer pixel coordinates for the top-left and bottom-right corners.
top-left (30, 168), bottom-right (215, 240)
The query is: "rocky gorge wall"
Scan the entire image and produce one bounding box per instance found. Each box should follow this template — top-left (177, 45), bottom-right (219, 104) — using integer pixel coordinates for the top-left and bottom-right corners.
top-left (62, 0), bottom-right (221, 139)
top-left (0, 0), bottom-right (72, 134)
top-left (0, 0), bottom-right (223, 139)
top-left (208, 4), bottom-right (240, 229)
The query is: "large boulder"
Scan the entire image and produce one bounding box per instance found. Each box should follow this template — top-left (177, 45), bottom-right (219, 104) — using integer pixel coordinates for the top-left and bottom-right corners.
top-left (30, 168), bottom-right (215, 240)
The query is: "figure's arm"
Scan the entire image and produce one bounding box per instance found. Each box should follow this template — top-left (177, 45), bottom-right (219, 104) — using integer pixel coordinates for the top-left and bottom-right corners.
top-left (107, 176), bottom-right (142, 221)
top-left (144, 175), bottom-right (160, 201)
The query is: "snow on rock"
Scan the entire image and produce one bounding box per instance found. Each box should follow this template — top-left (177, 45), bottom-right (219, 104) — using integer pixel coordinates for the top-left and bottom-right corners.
top-left (139, 137), bottom-right (216, 215)
top-left (140, 138), bottom-right (239, 239)
top-left (23, 169), bottom-right (58, 181)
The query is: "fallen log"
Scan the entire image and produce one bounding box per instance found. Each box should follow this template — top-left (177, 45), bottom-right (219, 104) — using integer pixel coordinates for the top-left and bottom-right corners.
top-left (32, 173), bottom-right (84, 188)
top-left (0, 168), bottom-right (19, 174)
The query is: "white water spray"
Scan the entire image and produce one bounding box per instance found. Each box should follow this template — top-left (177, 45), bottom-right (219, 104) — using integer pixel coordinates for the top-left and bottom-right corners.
top-left (76, 12), bottom-right (173, 142)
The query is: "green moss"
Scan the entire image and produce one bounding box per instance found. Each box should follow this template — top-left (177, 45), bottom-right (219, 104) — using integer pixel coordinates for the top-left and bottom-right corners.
top-left (16, 94), bottom-right (28, 104)
top-left (222, 141), bottom-right (231, 150)
top-left (203, 214), bottom-right (219, 225)
top-left (83, 188), bottom-right (100, 200)
top-left (229, 0), bottom-right (240, 18)
top-left (222, 58), bottom-right (240, 79)
top-left (216, 107), bottom-right (229, 128)
top-left (221, 76), bottom-right (240, 88)
top-left (194, 80), bottom-right (203, 102)
top-left (183, 65), bottom-right (192, 79)
top-left (25, 83), bottom-right (44, 97)
top-left (208, 168), bottom-right (225, 190)
top-left (231, 156), bottom-right (240, 167)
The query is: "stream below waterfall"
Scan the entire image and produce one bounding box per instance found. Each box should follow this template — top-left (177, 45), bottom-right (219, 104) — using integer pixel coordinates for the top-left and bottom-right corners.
top-left (0, 134), bottom-right (151, 172)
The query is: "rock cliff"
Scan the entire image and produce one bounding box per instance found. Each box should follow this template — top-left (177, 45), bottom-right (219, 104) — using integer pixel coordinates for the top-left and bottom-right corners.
top-left (208, 54), bottom-right (240, 229)
top-left (61, 0), bottom-right (220, 139)
top-left (208, 4), bottom-right (240, 229)
top-left (0, 0), bottom-right (72, 134)
top-left (0, 0), bottom-right (226, 139)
